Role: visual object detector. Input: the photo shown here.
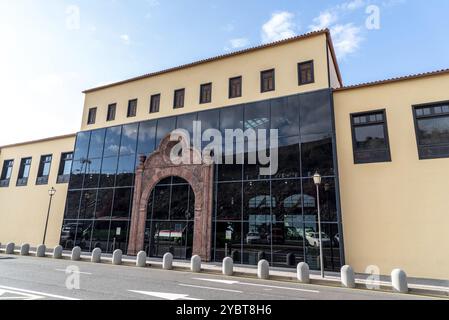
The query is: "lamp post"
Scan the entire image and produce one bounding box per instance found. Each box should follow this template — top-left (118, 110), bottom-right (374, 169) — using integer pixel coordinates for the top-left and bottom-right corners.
top-left (313, 172), bottom-right (325, 278)
top-left (43, 187), bottom-right (56, 245)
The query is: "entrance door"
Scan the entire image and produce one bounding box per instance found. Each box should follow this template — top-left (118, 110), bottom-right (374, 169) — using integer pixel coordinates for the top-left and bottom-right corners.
top-left (148, 221), bottom-right (194, 259)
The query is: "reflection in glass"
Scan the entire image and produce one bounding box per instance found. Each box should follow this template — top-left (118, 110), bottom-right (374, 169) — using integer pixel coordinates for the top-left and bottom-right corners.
top-left (137, 121), bottom-right (156, 157)
top-left (151, 185), bottom-right (170, 220)
top-left (302, 178), bottom-right (337, 223)
top-left (83, 158), bottom-right (101, 189)
top-left (242, 222), bottom-right (272, 265)
top-left (111, 188), bottom-right (132, 220)
top-left (104, 126), bottom-right (122, 158)
top-left (88, 129), bottom-right (106, 159)
top-left (273, 136), bottom-right (300, 179)
top-left (116, 154), bottom-right (136, 187)
top-left (65, 191), bottom-right (81, 219)
top-left (109, 221), bottom-right (129, 252)
top-left (301, 134), bottom-right (334, 177)
top-left (156, 117), bottom-right (176, 148)
top-left (99, 156), bottom-right (118, 188)
top-left (60, 220), bottom-right (78, 249)
top-left (244, 101), bottom-right (270, 130)
top-left (74, 131), bottom-right (91, 161)
top-left (300, 89), bottom-right (332, 136)
top-left (170, 184), bottom-right (194, 220)
top-left (220, 105), bottom-right (243, 134)
top-left (79, 190), bottom-right (97, 219)
top-left (216, 183), bottom-right (242, 221)
top-left (120, 124), bottom-right (138, 155)
top-left (69, 160), bottom-right (84, 189)
top-left (75, 220), bottom-right (93, 251)
top-left (91, 220), bottom-right (110, 251)
top-left (271, 96), bottom-right (300, 137)
top-left (214, 222), bottom-right (242, 262)
top-left (243, 181), bottom-right (271, 220)
top-left (95, 189), bottom-right (113, 219)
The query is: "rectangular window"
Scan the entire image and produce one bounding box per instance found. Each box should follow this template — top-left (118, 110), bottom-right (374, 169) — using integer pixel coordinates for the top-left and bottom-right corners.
top-left (150, 94), bottom-right (160, 113)
top-left (57, 152), bottom-right (73, 184)
top-left (107, 103), bottom-right (116, 121)
top-left (36, 155), bottom-right (52, 185)
top-left (298, 60), bottom-right (314, 85)
top-left (200, 83), bottom-right (212, 104)
top-left (413, 102), bottom-right (449, 159)
top-left (0, 160), bottom-right (14, 188)
top-left (127, 99), bottom-right (137, 117)
top-left (229, 76), bottom-right (242, 99)
top-left (351, 110), bottom-right (391, 164)
top-left (261, 69), bottom-right (275, 92)
top-left (87, 107), bottom-right (97, 125)
top-left (174, 89), bottom-right (185, 109)
top-left (17, 157), bottom-right (32, 186)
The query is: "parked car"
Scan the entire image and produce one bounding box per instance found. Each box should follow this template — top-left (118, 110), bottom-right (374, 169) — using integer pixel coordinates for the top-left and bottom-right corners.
top-left (246, 232), bottom-right (261, 244)
top-left (305, 232), bottom-right (331, 247)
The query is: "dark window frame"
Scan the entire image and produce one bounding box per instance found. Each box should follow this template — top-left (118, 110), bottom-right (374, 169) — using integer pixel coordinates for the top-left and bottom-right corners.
top-left (107, 103), bottom-right (117, 121)
top-left (350, 109), bottom-right (392, 164)
top-left (17, 157), bottom-right (32, 187)
top-left (36, 154), bottom-right (53, 185)
top-left (57, 152), bottom-right (73, 184)
top-left (173, 89), bottom-right (185, 109)
top-left (87, 107), bottom-right (97, 125)
top-left (200, 83), bottom-right (212, 104)
top-left (298, 60), bottom-right (315, 85)
top-left (229, 76), bottom-right (242, 99)
top-left (412, 100), bottom-right (449, 160)
top-left (261, 69), bottom-right (275, 93)
top-left (150, 94), bottom-right (161, 114)
top-left (0, 159), bottom-right (14, 188)
top-left (127, 99), bottom-right (138, 118)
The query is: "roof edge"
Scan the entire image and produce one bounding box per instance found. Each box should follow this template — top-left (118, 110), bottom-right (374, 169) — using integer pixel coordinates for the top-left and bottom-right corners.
top-left (83, 29), bottom-right (331, 94)
top-left (325, 31), bottom-right (343, 87)
top-left (335, 68), bottom-right (449, 92)
top-left (0, 133), bottom-right (76, 150)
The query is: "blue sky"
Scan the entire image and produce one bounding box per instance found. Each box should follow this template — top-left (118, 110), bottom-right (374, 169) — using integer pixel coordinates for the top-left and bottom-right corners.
top-left (0, 0), bottom-right (448, 145)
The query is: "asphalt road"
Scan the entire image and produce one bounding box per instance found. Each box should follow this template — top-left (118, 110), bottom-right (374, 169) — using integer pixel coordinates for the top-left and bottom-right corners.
top-left (0, 254), bottom-right (437, 301)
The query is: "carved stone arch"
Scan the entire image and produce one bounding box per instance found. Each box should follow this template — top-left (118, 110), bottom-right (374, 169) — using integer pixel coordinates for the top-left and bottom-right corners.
top-left (127, 135), bottom-right (214, 261)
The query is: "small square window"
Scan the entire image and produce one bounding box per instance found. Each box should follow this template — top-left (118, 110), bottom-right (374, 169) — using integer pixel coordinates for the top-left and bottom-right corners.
top-left (229, 76), bottom-right (242, 99)
top-left (298, 61), bottom-right (314, 85)
top-left (127, 99), bottom-right (137, 117)
top-left (107, 103), bottom-right (116, 121)
top-left (174, 89), bottom-right (185, 109)
top-left (87, 107), bottom-right (97, 125)
top-left (261, 69), bottom-right (275, 93)
top-left (150, 94), bottom-right (160, 114)
top-left (200, 83), bottom-right (212, 104)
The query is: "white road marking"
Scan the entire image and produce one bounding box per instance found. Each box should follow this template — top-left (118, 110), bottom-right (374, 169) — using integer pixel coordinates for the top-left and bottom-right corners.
top-left (193, 278), bottom-right (320, 294)
top-left (129, 290), bottom-right (201, 301)
top-left (55, 269), bottom-right (92, 275)
top-left (179, 283), bottom-right (243, 293)
top-left (0, 285), bottom-right (80, 300)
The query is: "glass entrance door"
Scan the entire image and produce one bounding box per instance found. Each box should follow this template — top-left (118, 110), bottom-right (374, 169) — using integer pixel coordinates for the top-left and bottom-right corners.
top-left (148, 221), bottom-right (194, 259)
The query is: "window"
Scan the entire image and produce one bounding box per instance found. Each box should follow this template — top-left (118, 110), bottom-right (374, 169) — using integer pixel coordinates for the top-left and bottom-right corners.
top-left (261, 69), bottom-right (275, 92)
top-left (351, 110), bottom-right (391, 164)
top-left (229, 76), bottom-right (242, 99)
top-left (0, 160), bottom-right (14, 187)
top-left (200, 83), bottom-right (212, 104)
top-left (413, 102), bottom-right (449, 159)
top-left (57, 152), bottom-right (73, 184)
top-left (150, 94), bottom-right (160, 114)
top-left (298, 61), bottom-right (314, 85)
top-left (107, 103), bottom-right (116, 121)
top-left (174, 89), bottom-right (185, 109)
top-left (87, 107), bottom-right (97, 125)
top-left (36, 155), bottom-right (52, 185)
top-left (17, 157), bottom-right (32, 186)
top-left (127, 99), bottom-right (137, 117)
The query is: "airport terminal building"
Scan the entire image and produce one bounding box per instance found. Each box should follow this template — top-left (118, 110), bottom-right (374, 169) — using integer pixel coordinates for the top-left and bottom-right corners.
top-left (1, 29), bottom-right (448, 280)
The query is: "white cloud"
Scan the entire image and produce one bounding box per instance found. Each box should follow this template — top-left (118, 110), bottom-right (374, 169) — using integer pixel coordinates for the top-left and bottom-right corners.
top-left (261, 11), bottom-right (297, 44)
top-left (120, 34), bottom-right (130, 45)
top-left (309, 11), bottom-right (338, 31)
top-left (331, 23), bottom-right (363, 58)
top-left (229, 38), bottom-right (250, 49)
top-left (221, 23), bottom-right (235, 32)
top-left (382, 0), bottom-right (406, 7)
top-left (340, 0), bottom-right (366, 11)
top-left (65, 5), bottom-right (80, 30)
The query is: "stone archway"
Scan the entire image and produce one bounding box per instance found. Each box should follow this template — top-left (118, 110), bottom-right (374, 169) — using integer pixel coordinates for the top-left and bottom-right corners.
top-left (127, 135), bottom-right (214, 261)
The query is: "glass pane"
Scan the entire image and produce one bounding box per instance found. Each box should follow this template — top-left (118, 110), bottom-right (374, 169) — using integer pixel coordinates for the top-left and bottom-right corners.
top-left (300, 89), bottom-right (333, 136)
top-left (137, 121), bottom-right (157, 157)
top-left (198, 110), bottom-right (219, 132)
top-left (304, 222), bottom-right (340, 271)
top-left (302, 178), bottom-right (337, 223)
top-left (417, 117), bottom-right (449, 145)
top-left (88, 129), bottom-right (105, 159)
top-left (83, 158), bottom-right (101, 189)
top-left (271, 180), bottom-right (302, 219)
top-left (60, 220), bottom-right (77, 249)
top-left (301, 133), bottom-right (334, 177)
top-left (272, 215), bottom-right (305, 268)
top-left (176, 113), bottom-right (197, 138)
top-left (354, 124), bottom-right (386, 150)
top-left (156, 117), bottom-right (176, 148)
top-left (65, 191), bottom-right (81, 219)
top-left (75, 220), bottom-right (93, 251)
top-left (152, 185), bottom-right (170, 220)
top-left (217, 141), bottom-right (243, 181)
top-left (170, 184), bottom-right (194, 220)
top-left (69, 160), bottom-right (84, 189)
top-left (116, 154), bottom-right (136, 187)
top-left (74, 131), bottom-right (91, 161)
top-left (216, 183), bottom-right (242, 221)
top-left (273, 136), bottom-right (301, 179)
top-left (120, 124), bottom-right (138, 156)
top-left (243, 181), bottom-right (272, 221)
top-left (91, 220), bottom-right (110, 252)
top-left (99, 156), bottom-right (118, 188)
top-left (111, 188), bottom-right (133, 220)
top-left (104, 126), bottom-right (122, 158)
top-left (242, 221), bottom-right (272, 265)
top-left (220, 105), bottom-right (243, 134)
top-left (79, 190), bottom-right (97, 219)
top-left (271, 96), bottom-right (300, 137)
top-left (214, 222), bottom-right (242, 262)
top-left (244, 101), bottom-right (270, 131)
top-left (109, 221), bottom-right (129, 252)
top-left (95, 189), bottom-right (114, 219)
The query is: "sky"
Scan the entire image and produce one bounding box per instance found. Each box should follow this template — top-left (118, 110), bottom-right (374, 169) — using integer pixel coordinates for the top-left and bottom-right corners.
top-left (0, 0), bottom-right (448, 146)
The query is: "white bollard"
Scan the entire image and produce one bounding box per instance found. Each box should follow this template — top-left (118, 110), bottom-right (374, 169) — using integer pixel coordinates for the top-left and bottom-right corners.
top-left (5, 243), bottom-right (15, 254)
top-left (391, 269), bottom-right (409, 294)
top-left (163, 253), bottom-right (173, 270)
top-left (341, 265), bottom-right (356, 288)
top-left (191, 255), bottom-right (201, 273)
top-left (91, 248), bottom-right (102, 263)
top-left (53, 246), bottom-right (63, 259)
top-left (222, 257), bottom-right (234, 276)
top-left (258, 259), bottom-right (270, 280)
top-left (112, 249), bottom-right (122, 265)
top-left (297, 262), bottom-right (310, 283)
top-left (136, 251), bottom-right (147, 267)
top-left (71, 246), bottom-right (81, 261)
top-left (36, 245), bottom-right (46, 257)
top-left (20, 244), bottom-right (30, 256)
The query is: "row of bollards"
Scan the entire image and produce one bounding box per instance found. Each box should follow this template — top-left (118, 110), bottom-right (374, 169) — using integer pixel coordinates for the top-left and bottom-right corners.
top-left (0, 242), bottom-right (409, 294)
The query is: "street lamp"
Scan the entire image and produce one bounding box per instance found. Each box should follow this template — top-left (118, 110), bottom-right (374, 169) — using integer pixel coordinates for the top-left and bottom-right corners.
top-left (43, 187), bottom-right (56, 245)
top-left (313, 172), bottom-right (325, 278)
